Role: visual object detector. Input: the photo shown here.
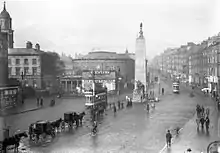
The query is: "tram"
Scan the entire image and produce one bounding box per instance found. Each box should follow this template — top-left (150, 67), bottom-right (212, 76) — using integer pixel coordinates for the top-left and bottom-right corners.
top-left (172, 82), bottom-right (180, 94)
top-left (84, 87), bottom-right (108, 109)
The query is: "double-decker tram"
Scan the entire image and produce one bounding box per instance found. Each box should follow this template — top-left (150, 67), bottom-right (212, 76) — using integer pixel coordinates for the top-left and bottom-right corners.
top-left (84, 87), bottom-right (108, 110)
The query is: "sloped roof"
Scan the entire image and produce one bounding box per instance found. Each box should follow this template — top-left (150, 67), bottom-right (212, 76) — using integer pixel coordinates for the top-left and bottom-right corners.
top-left (78, 51), bottom-right (133, 60)
top-left (8, 48), bottom-right (42, 55)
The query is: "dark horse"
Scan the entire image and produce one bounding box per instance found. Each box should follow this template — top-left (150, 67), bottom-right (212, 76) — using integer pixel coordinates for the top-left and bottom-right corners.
top-left (50, 118), bottom-right (63, 133)
top-left (78, 112), bottom-right (86, 125)
top-left (2, 132), bottom-right (28, 153)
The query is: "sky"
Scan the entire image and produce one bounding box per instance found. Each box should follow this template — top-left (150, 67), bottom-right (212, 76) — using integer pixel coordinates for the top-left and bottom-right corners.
top-left (3, 0), bottom-right (220, 59)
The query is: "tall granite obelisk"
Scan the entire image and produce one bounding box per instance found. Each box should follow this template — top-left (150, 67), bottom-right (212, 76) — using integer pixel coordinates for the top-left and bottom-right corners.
top-left (132, 23), bottom-right (147, 102)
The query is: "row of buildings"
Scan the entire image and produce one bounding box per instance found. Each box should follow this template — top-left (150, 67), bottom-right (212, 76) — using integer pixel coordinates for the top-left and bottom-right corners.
top-left (2, 2), bottom-right (136, 95)
top-left (152, 34), bottom-right (220, 94)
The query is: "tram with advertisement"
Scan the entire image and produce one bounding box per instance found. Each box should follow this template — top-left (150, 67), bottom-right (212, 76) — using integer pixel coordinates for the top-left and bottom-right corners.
top-left (84, 85), bottom-right (108, 110)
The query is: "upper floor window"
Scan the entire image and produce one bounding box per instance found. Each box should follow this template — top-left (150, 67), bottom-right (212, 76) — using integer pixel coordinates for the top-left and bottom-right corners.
top-left (8, 59), bottom-right (11, 65)
top-left (32, 59), bottom-right (37, 65)
top-left (32, 67), bottom-right (37, 75)
top-left (15, 67), bottom-right (20, 76)
top-left (16, 59), bottom-right (20, 65)
top-left (24, 59), bottom-right (29, 65)
top-left (24, 67), bottom-right (29, 75)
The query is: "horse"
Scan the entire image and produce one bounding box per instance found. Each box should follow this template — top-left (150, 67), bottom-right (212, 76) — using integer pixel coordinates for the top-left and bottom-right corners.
top-left (50, 118), bottom-right (63, 133)
top-left (73, 112), bottom-right (80, 128)
top-left (2, 131), bottom-right (28, 153)
top-left (78, 112), bottom-right (86, 125)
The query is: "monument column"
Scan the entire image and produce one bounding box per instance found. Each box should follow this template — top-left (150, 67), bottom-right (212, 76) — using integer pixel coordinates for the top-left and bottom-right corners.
top-left (132, 23), bottom-right (147, 102)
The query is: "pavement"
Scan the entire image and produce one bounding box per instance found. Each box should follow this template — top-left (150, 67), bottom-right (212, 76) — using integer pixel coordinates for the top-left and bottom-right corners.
top-left (159, 81), bottom-right (220, 153)
top-left (0, 96), bottom-right (56, 116)
top-left (23, 78), bottom-right (204, 153)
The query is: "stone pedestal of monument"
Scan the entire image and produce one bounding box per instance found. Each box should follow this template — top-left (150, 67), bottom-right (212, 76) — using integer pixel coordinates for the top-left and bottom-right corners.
top-left (132, 89), bottom-right (143, 102)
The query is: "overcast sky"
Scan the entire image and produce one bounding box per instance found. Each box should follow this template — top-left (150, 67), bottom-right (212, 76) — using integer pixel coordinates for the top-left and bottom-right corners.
top-left (4, 0), bottom-right (220, 59)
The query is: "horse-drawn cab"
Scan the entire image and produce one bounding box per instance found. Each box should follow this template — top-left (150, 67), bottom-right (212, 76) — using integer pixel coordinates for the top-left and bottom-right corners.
top-left (64, 112), bottom-right (74, 130)
top-left (29, 120), bottom-right (55, 143)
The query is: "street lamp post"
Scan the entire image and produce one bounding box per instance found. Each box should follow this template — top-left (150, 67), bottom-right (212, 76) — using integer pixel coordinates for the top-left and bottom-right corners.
top-left (21, 71), bottom-right (25, 104)
top-left (117, 68), bottom-right (121, 96)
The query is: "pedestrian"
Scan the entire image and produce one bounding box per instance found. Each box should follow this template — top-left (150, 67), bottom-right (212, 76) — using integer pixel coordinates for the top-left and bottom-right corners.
top-left (162, 88), bottom-right (164, 95)
top-left (200, 117), bottom-right (205, 129)
top-left (113, 104), bottom-right (117, 114)
top-left (146, 103), bottom-right (150, 112)
top-left (166, 130), bottom-right (172, 147)
top-left (205, 116), bottom-right (210, 131)
top-left (37, 97), bottom-right (39, 106)
top-left (118, 100), bottom-right (121, 110)
top-left (130, 98), bottom-right (133, 106)
top-left (121, 102), bottom-right (124, 109)
top-left (40, 96), bottom-right (44, 107)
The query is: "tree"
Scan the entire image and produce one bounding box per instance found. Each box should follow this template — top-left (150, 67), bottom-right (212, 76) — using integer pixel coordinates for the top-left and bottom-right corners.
top-left (41, 51), bottom-right (65, 76)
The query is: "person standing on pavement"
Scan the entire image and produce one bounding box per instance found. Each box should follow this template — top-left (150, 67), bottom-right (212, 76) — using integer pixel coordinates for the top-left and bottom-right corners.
top-left (205, 116), bottom-right (210, 131)
top-left (166, 130), bottom-right (172, 147)
top-left (162, 88), bottom-right (164, 95)
top-left (200, 117), bottom-right (205, 129)
top-left (36, 97), bottom-right (39, 107)
top-left (118, 100), bottom-right (121, 110)
top-left (113, 103), bottom-right (117, 115)
top-left (40, 96), bottom-right (44, 107)
top-left (146, 103), bottom-right (150, 112)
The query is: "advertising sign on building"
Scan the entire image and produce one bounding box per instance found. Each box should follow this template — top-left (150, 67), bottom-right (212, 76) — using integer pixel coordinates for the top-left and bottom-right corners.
top-left (82, 70), bottom-right (116, 92)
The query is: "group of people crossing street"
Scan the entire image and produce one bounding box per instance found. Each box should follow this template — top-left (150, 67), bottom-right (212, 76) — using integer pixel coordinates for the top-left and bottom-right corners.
top-left (196, 104), bottom-right (210, 132)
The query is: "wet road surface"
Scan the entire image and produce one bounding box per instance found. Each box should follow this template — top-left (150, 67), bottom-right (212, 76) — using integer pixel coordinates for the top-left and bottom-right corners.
top-left (26, 81), bottom-right (206, 153)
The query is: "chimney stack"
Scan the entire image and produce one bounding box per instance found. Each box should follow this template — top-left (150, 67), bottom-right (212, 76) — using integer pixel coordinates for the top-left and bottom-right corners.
top-left (26, 41), bottom-right (33, 49)
top-left (35, 43), bottom-right (40, 50)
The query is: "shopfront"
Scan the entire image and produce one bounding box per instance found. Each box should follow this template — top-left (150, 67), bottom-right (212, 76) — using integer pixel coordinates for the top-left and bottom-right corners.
top-left (0, 86), bottom-right (19, 110)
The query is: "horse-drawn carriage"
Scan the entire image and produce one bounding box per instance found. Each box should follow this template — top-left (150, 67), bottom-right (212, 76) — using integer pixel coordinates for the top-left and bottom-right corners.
top-left (64, 112), bottom-right (74, 130)
top-left (29, 120), bottom-right (55, 143)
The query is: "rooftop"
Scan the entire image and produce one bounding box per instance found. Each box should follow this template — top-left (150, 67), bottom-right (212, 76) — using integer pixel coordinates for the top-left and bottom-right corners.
top-left (75, 51), bottom-right (133, 60)
top-left (8, 48), bottom-right (42, 55)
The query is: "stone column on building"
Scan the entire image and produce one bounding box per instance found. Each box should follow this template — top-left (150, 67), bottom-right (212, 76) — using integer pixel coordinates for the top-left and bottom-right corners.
top-left (76, 80), bottom-right (79, 88)
top-left (70, 80), bottom-right (73, 92)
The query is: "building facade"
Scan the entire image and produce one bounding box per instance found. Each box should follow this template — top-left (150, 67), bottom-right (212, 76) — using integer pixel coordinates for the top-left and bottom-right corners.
top-left (59, 53), bottom-right (82, 93)
top-left (153, 33), bottom-right (220, 95)
top-left (73, 50), bottom-right (135, 90)
top-left (8, 42), bottom-right (42, 88)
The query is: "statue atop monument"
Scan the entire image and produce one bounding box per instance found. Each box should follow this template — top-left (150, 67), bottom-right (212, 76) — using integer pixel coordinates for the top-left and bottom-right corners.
top-left (138, 22), bottom-right (144, 38)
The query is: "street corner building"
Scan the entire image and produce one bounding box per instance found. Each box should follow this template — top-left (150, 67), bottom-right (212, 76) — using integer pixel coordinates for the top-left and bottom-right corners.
top-left (73, 50), bottom-right (135, 93)
top-left (0, 2), bottom-right (19, 111)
